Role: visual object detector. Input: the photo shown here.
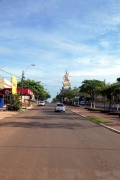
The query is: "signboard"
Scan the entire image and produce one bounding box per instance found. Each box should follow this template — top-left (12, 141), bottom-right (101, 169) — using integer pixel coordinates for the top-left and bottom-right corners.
top-left (17, 88), bottom-right (33, 96)
top-left (12, 76), bottom-right (17, 94)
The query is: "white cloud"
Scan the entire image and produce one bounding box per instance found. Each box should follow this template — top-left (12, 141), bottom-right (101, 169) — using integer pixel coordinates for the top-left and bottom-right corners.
top-left (0, 46), bottom-right (14, 55)
top-left (74, 58), bottom-right (91, 65)
top-left (100, 40), bottom-right (109, 49)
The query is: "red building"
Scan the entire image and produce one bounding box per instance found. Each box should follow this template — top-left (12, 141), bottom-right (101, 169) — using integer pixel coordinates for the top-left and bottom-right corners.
top-left (0, 88), bottom-right (33, 106)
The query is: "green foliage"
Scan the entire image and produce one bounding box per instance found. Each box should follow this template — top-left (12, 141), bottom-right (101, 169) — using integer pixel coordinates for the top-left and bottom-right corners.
top-left (63, 90), bottom-right (74, 100)
top-left (17, 79), bottom-right (51, 100)
top-left (79, 79), bottom-right (105, 99)
top-left (52, 97), bottom-right (59, 103)
top-left (87, 116), bottom-right (111, 123)
top-left (62, 87), bottom-right (80, 100)
top-left (18, 109), bottom-right (24, 113)
top-left (117, 77), bottom-right (120, 82)
top-left (87, 108), bottom-right (102, 111)
top-left (101, 84), bottom-right (120, 103)
top-left (8, 93), bottom-right (22, 111)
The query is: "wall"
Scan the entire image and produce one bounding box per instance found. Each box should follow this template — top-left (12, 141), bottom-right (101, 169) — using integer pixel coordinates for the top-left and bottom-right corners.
top-left (0, 78), bottom-right (12, 89)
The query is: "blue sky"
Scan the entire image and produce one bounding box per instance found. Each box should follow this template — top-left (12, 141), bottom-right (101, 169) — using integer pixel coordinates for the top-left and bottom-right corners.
top-left (0, 0), bottom-right (120, 101)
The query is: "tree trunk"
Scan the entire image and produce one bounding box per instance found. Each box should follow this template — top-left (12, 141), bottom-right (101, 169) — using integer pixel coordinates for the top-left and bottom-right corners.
top-left (104, 102), bottom-right (105, 111)
top-left (91, 102), bottom-right (92, 108)
top-left (93, 101), bottom-right (95, 108)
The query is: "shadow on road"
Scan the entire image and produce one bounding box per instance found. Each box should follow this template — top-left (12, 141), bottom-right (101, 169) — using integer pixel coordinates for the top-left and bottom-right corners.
top-left (0, 105), bottom-right (100, 130)
top-left (0, 121), bottom-right (99, 129)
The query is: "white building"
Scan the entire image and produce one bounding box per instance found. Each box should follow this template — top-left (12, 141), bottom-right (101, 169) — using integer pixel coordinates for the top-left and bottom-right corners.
top-left (0, 78), bottom-right (12, 89)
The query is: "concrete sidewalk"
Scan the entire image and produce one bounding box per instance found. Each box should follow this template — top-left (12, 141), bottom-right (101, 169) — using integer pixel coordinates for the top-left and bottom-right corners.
top-left (0, 105), bottom-right (34, 121)
top-left (0, 111), bottom-right (19, 121)
top-left (66, 105), bottom-right (120, 133)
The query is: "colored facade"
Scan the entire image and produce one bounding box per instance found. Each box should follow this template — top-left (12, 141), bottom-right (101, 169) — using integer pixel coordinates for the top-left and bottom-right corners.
top-left (0, 88), bottom-right (33, 107)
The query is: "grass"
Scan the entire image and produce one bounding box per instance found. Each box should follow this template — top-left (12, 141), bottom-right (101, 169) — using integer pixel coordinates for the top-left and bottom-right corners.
top-left (18, 109), bottom-right (24, 113)
top-left (87, 107), bottom-right (102, 111)
top-left (87, 116), bottom-right (111, 124)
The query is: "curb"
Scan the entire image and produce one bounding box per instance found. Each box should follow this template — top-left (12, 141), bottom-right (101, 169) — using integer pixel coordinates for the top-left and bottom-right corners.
top-left (100, 123), bottom-right (120, 134)
top-left (67, 109), bottom-right (120, 134)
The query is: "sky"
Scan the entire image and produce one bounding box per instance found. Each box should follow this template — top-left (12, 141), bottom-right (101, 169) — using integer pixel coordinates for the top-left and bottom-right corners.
top-left (0, 0), bottom-right (120, 101)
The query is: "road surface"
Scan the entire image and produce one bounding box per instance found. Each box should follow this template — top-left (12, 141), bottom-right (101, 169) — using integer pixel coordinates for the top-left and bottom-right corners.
top-left (0, 104), bottom-right (120, 180)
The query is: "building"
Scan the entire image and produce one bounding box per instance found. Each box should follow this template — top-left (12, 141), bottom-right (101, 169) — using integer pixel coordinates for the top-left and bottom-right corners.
top-left (0, 78), bottom-right (12, 89)
top-left (0, 78), bottom-right (34, 107)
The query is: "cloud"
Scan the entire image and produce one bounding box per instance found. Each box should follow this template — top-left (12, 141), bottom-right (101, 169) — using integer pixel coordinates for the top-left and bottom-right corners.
top-left (0, 46), bottom-right (13, 55)
top-left (99, 40), bottom-right (109, 49)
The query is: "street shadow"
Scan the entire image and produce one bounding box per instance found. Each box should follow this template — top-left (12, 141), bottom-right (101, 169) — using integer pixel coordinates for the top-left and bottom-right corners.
top-left (0, 121), bottom-right (99, 130)
top-left (7, 108), bottom-right (87, 121)
top-left (0, 105), bottom-right (101, 130)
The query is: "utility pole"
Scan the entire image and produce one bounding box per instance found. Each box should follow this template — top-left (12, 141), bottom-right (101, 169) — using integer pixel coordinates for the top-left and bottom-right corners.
top-left (21, 71), bottom-right (25, 103)
top-left (21, 64), bottom-right (35, 105)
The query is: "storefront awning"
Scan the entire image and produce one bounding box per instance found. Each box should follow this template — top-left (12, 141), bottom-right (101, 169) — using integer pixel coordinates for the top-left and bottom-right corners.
top-left (0, 88), bottom-right (33, 96)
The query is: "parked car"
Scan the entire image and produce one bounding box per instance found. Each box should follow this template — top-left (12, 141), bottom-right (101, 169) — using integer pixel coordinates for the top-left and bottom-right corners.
top-left (30, 99), bottom-right (36, 102)
top-left (39, 101), bottom-right (45, 106)
top-left (112, 104), bottom-right (120, 111)
top-left (55, 103), bottom-right (66, 112)
top-left (80, 101), bottom-right (85, 105)
top-left (74, 101), bottom-right (80, 106)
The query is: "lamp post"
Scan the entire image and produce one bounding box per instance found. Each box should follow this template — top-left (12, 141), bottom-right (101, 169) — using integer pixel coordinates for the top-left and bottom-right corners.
top-left (21, 64), bottom-right (35, 103)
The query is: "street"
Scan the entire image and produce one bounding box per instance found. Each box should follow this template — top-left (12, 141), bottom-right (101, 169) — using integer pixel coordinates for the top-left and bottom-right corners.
top-left (0, 104), bottom-right (120, 180)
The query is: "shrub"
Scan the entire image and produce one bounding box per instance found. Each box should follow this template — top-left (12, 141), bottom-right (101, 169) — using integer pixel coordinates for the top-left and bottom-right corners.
top-left (8, 93), bottom-right (22, 111)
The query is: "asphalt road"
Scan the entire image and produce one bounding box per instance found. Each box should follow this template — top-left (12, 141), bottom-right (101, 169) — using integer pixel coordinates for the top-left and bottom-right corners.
top-left (0, 104), bottom-right (120, 180)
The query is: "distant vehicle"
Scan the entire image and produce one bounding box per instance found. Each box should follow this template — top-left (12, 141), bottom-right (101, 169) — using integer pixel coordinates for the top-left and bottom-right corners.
top-left (30, 99), bottom-right (36, 102)
top-left (74, 101), bottom-right (80, 106)
top-left (39, 101), bottom-right (45, 106)
top-left (80, 101), bottom-right (85, 105)
top-left (112, 104), bottom-right (120, 111)
top-left (55, 103), bottom-right (66, 112)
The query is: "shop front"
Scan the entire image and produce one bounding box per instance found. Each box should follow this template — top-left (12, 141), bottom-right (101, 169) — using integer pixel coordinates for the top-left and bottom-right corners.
top-left (0, 88), bottom-right (33, 108)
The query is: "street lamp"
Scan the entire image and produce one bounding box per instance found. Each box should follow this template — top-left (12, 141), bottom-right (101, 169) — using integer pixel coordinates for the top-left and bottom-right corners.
top-left (21, 64), bottom-right (35, 102)
top-left (22, 64), bottom-right (35, 80)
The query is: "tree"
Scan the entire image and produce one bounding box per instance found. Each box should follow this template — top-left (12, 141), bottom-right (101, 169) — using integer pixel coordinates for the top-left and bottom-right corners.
top-left (60, 87), bottom-right (80, 104)
top-left (7, 93), bottom-right (22, 111)
top-left (100, 84), bottom-right (120, 110)
top-left (79, 79), bottom-right (105, 108)
top-left (17, 79), bottom-right (51, 101)
top-left (51, 94), bottom-right (61, 103)
top-left (117, 77), bottom-right (120, 82)
top-left (63, 90), bottom-right (74, 101)
top-left (41, 90), bottom-right (51, 100)
top-left (52, 97), bottom-right (59, 103)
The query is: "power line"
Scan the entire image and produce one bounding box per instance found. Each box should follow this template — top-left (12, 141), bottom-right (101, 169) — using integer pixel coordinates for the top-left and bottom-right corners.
top-left (0, 76), bottom-right (11, 78)
top-left (0, 69), bottom-right (19, 77)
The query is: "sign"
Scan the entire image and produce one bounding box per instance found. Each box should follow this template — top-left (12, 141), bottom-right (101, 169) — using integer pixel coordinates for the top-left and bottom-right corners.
top-left (5, 89), bottom-right (10, 95)
top-left (12, 76), bottom-right (17, 94)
